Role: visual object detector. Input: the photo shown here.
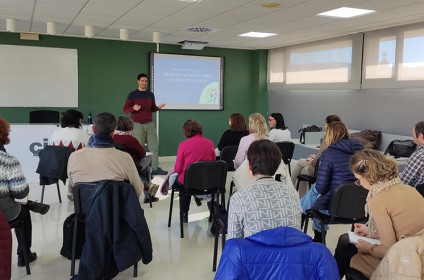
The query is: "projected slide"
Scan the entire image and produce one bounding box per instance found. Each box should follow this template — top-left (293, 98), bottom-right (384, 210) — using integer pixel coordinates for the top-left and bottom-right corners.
top-left (151, 53), bottom-right (224, 110)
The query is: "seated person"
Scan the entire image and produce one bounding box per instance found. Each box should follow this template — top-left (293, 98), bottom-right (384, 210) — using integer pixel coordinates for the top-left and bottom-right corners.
top-left (301, 121), bottom-right (363, 242)
top-left (291, 114), bottom-right (341, 197)
top-left (228, 139), bottom-right (302, 239)
top-left (215, 227), bottom-right (339, 280)
top-left (0, 117), bottom-right (50, 267)
top-left (49, 109), bottom-right (90, 150)
top-left (67, 113), bottom-right (149, 202)
top-left (334, 149), bottom-right (424, 279)
top-left (234, 113), bottom-right (268, 169)
top-left (113, 116), bottom-right (158, 202)
top-left (173, 120), bottom-right (215, 223)
top-left (215, 113), bottom-right (249, 156)
top-left (400, 121), bottom-right (424, 187)
top-left (268, 112), bottom-right (291, 142)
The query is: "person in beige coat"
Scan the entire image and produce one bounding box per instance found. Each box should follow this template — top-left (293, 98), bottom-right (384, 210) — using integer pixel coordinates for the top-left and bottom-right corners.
top-left (334, 149), bottom-right (424, 279)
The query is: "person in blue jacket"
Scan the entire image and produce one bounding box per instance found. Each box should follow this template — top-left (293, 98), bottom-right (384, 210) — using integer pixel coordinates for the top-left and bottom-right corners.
top-left (215, 226), bottom-right (339, 280)
top-left (301, 121), bottom-right (363, 242)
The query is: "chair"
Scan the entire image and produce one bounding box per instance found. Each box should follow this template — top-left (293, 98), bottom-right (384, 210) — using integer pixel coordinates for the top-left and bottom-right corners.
top-left (212, 198), bottom-right (229, 272)
top-left (303, 182), bottom-right (368, 245)
top-left (29, 110), bottom-right (60, 124)
top-left (9, 220), bottom-right (30, 275)
top-left (70, 182), bottom-right (139, 278)
top-left (296, 158), bottom-right (320, 192)
top-left (167, 160), bottom-right (228, 238)
top-left (219, 146), bottom-right (238, 205)
top-left (115, 144), bottom-right (153, 208)
top-left (36, 145), bottom-right (74, 203)
top-left (275, 141), bottom-right (295, 175)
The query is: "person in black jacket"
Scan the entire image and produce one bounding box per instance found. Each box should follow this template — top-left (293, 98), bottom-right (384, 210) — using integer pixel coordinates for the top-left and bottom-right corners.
top-left (216, 113), bottom-right (249, 157)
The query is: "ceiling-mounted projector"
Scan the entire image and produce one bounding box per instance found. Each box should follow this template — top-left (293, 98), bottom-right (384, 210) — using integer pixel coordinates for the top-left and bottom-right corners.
top-left (180, 40), bottom-right (207, 50)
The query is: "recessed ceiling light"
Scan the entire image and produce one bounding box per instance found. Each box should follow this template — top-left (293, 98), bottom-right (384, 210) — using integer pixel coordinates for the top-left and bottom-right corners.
top-left (262, 3), bottom-right (280, 8)
top-left (239, 32), bottom-right (277, 38)
top-left (178, 0), bottom-right (202, 2)
top-left (318, 7), bottom-right (375, 18)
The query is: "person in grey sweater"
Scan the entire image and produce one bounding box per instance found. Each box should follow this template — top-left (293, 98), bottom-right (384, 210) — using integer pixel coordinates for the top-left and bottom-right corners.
top-left (0, 117), bottom-right (49, 267)
top-left (227, 139), bottom-right (302, 239)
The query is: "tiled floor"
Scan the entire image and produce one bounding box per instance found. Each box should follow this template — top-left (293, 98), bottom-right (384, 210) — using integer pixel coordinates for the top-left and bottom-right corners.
top-left (10, 158), bottom-right (350, 279)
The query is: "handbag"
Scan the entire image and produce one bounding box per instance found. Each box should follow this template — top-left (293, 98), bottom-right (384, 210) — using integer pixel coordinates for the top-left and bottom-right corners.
top-left (298, 125), bottom-right (322, 144)
top-left (384, 140), bottom-right (416, 158)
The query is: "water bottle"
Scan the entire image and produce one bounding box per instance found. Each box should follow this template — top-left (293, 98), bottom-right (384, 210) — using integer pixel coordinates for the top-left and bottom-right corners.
top-left (87, 111), bottom-right (92, 125)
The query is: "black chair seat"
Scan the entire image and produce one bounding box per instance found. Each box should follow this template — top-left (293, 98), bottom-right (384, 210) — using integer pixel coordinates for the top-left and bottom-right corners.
top-left (275, 141), bottom-right (295, 175)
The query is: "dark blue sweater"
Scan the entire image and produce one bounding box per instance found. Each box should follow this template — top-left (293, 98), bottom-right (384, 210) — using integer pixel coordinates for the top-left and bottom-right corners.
top-left (314, 138), bottom-right (363, 210)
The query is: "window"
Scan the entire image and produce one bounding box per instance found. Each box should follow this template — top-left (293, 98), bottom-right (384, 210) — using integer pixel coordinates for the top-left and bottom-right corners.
top-left (268, 34), bottom-right (362, 89)
top-left (363, 22), bottom-right (424, 88)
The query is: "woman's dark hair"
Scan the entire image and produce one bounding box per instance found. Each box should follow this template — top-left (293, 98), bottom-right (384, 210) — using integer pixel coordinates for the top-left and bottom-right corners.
top-left (247, 139), bottom-right (282, 176)
top-left (183, 120), bottom-right (203, 138)
top-left (116, 116), bottom-right (134, 132)
top-left (61, 109), bottom-right (83, 128)
top-left (270, 113), bottom-right (287, 130)
top-left (229, 113), bottom-right (247, 132)
top-left (0, 117), bottom-right (10, 146)
top-left (325, 114), bottom-right (341, 124)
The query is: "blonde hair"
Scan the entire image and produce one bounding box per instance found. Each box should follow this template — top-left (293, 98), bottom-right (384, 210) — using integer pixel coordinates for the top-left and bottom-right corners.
top-left (350, 149), bottom-right (398, 185)
top-left (325, 121), bottom-right (349, 146)
top-left (248, 113), bottom-right (268, 139)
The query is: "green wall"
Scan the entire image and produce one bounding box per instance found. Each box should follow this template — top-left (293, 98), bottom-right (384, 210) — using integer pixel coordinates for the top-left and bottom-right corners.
top-left (0, 32), bottom-right (268, 155)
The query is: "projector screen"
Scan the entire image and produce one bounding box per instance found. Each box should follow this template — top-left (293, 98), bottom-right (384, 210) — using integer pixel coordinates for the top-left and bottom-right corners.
top-left (0, 44), bottom-right (78, 107)
top-left (150, 52), bottom-right (224, 110)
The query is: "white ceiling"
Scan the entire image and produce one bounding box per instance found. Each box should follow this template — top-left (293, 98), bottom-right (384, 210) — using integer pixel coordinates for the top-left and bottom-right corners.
top-left (0, 0), bottom-right (424, 50)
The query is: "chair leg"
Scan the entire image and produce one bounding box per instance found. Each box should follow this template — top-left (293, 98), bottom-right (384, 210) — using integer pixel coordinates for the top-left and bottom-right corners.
top-left (40, 185), bottom-right (45, 203)
top-left (56, 182), bottom-right (62, 203)
top-left (149, 193), bottom-right (152, 208)
top-left (296, 180), bottom-right (300, 191)
top-left (70, 215), bottom-right (79, 276)
top-left (288, 164), bottom-right (292, 176)
top-left (17, 226), bottom-right (31, 275)
top-left (212, 222), bottom-right (219, 272)
top-left (133, 262), bottom-right (138, 277)
top-left (179, 197), bottom-right (184, 239)
top-left (321, 222), bottom-right (326, 245)
top-left (303, 215), bottom-right (309, 234)
top-left (167, 188), bottom-right (175, 227)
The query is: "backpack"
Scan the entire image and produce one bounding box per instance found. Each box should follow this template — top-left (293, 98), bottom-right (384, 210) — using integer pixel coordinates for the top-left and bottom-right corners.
top-left (60, 213), bottom-right (86, 260)
top-left (298, 125), bottom-right (322, 144)
top-left (210, 202), bottom-right (228, 236)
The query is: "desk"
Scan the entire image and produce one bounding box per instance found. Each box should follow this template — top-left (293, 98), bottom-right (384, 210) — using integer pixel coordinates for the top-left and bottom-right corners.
top-left (7, 124), bottom-right (92, 183)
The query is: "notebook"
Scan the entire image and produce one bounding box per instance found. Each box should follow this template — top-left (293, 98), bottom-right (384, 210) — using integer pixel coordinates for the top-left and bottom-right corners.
top-left (348, 231), bottom-right (381, 245)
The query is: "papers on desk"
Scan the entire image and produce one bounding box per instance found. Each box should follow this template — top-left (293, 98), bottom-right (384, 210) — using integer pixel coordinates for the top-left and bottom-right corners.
top-left (348, 231), bottom-right (381, 245)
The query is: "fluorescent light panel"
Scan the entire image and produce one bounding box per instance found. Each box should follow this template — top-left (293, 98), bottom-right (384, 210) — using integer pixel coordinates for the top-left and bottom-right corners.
top-left (239, 32), bottom-right (277, 38)
top-left (318, 7), bottom-right (375, 18)
top-left (178, 0), bottom-right (201, 2)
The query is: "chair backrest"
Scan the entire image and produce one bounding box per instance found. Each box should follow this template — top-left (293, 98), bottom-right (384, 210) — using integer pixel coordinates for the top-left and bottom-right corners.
top-left (36, 145), bottom-right (75, 182)
top-left (29, 110), bottom-right (60, 124)
top-left (220, 146), bottom-right (238, 171)
top-left (329, 182), bottom-right (368, 221)
top-left (184, 160), bottom-right (228, 196)
top-left (275, 141), bottom-right (295, 165)
top-left (73, 182), bottom-right (98, 215)
top-left (114, 143), bottom-right (127, 152)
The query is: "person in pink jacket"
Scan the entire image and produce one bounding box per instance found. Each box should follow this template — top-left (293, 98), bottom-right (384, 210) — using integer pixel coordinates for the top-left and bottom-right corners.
top-left (174, 120), bottom-right (215, 222)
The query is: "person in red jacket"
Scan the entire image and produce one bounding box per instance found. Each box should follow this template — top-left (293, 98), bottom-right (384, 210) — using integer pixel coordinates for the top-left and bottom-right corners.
top-left (123, 73), bottom-right (166, 175)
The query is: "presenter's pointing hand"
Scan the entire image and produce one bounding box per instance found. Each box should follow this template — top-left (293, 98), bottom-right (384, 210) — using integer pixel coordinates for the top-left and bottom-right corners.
top-left (133, 104), bottom-right (141, 111)
top-left (158, 103), bottom-right (166, 109)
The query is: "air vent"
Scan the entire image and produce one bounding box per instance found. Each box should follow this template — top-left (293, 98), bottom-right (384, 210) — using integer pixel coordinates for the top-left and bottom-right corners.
top-left (186, 26), bottom-right (214, 33)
